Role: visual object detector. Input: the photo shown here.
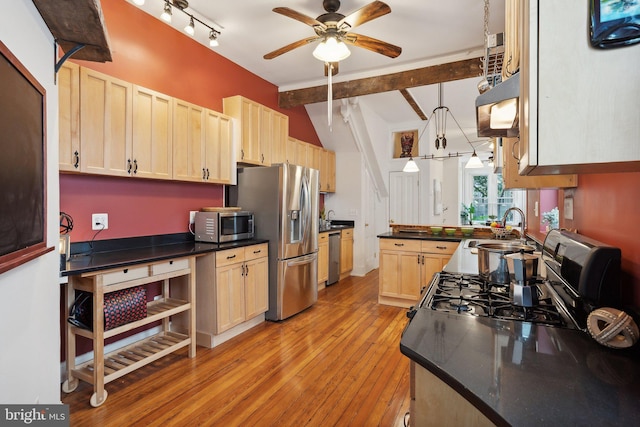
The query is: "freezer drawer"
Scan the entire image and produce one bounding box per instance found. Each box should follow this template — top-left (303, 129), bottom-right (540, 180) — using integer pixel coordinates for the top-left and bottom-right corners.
top-left (270, 252), bottom-right (318, 321)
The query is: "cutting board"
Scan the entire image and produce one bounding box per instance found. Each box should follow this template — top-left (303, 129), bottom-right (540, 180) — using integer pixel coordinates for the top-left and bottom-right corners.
top-left (201, 207), bottom-right (242, 212)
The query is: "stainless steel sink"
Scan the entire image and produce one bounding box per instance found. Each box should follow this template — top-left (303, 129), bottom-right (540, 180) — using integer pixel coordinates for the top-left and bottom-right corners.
top-left (464, 238), bottom-right (516, 248)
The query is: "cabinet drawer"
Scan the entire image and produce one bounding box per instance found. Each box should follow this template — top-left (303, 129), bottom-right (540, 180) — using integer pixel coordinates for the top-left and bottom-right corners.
top-left (216, 247), bottom-right (245, 267)
top-left (101, 265), bottom-right (149, 286)
top-left (341, 228), bottom-right (353, 239)
top-left (244, 243), bottom-right (268, 261)
top-left (379, 239), bottom-right (421, 252)
top-left (421, 241), bottom-right (459, 255)
top-left (318, 232), bottom-right (329, 242)
top-left (151, 258), bottom-right (189, 275)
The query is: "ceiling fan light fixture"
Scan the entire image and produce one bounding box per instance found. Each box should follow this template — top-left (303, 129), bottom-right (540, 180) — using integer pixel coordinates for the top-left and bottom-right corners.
top-left (313, 37), bottom-right (351, 62)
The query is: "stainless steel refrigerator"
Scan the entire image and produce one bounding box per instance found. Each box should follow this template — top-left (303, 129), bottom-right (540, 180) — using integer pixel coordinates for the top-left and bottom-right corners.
top-left (233, 164), bottom-right (319, 321)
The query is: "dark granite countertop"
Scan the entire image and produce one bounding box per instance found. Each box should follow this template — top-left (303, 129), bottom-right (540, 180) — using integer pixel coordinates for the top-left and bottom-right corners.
top-left (377, 231), bottom-right (463, 242)
top-left (400, 239), bottom-right (640, 426)
top-left (319, 220), bottom-right (354, 233)
top-left (61, 233), bottom-right (268, 277)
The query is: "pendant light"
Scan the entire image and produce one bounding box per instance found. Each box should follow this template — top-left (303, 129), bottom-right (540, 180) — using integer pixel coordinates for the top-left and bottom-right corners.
top-left (465, 151), bottom-right (484, 168)
top-left (403, 157), bottom-right (419, 173)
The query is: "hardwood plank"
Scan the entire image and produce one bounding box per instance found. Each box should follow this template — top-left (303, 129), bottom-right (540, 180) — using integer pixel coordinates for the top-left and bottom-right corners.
top-left (62, 269), bottom-right (411, 426)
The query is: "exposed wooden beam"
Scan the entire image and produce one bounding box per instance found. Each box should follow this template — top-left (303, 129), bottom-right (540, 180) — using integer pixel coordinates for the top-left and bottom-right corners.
top-left (399, 89), bottom-right (428, 120)
top-left (278, 57), bottom-right (483, 109)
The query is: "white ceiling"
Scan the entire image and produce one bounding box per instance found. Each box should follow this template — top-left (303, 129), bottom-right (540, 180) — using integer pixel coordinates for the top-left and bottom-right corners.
top-left (131, 0), bottom-right (506, 154)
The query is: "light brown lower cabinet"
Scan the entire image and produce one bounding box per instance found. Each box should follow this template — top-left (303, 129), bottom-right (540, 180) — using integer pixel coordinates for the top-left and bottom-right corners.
top-left (339, 228), bottom-right (354, 280)
top-left (195, 243), bottom-right (268, 348)
top-left (411, 361), bottom-right (495, 426)
top-left (378, 238), bottom-right (458, 308)
top-left (318, 232), bottom-right (329, 289)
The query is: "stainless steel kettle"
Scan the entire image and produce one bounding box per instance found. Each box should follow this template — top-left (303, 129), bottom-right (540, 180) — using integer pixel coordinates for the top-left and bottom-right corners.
top-left (505, 250), bottom-right (540, 307)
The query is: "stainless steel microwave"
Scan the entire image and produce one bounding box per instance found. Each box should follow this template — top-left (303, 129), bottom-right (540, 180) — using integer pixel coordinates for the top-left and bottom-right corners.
top-left (194, 211), bottom-right (254, 243)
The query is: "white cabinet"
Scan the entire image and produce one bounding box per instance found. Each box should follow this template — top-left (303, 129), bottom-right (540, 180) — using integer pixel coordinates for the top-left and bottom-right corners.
top-left (519, 0), bottom-right (640, 174)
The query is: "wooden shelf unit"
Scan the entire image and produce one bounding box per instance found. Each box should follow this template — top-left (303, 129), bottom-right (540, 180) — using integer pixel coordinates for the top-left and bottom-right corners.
top-left (63, 256), bottom-right (196, 407)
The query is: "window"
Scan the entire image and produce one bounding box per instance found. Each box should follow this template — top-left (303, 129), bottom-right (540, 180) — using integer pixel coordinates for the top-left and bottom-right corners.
top-left (461, 164), bottom-right (525, 227)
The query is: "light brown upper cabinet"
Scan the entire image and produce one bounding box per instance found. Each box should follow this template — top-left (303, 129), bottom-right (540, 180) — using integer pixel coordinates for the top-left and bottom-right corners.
top-left (270, 110), bottom-right (289, 165)
top-left (131, 85), bottom-right (173, 180)
top-left (203, 109), bottom-right (233, 184)
top-left (172, 98), bottom-right (205, 182)
top-left (502, 137), bottom-right (576, 189)
top-left (320, 149), bottom-right (336, 193)
top-left (79, 67), bottom-right (132, 176)
top-left (58, 61), bottom-right (80, 172)
top-left (223, 96), bottom-right (271, 166)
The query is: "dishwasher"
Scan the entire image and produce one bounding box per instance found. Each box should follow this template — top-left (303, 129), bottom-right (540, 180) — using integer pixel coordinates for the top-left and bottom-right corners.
top-left (327, 231), bottom-right (341, 285)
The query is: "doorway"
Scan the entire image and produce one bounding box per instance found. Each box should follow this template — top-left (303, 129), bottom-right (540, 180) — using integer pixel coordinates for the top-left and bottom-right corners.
top-left (389, 171), bottom-right (420, 225)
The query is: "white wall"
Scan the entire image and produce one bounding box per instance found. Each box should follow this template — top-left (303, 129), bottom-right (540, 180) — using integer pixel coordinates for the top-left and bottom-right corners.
top-left (0, 3), bottom-right (61, 404)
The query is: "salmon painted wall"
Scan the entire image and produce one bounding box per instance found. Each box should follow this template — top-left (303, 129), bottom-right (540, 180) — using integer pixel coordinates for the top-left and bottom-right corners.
top-left (61, 0), bottom-right (321, 241)
top-left (527, 172), bottom-right (640, 307)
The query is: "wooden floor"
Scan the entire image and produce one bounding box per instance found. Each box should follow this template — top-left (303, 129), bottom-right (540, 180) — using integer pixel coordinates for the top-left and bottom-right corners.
top-left (63, 269), bottom-right (411, 426)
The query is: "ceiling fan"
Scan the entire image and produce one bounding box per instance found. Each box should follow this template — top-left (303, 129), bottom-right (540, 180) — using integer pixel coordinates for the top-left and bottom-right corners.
top-left (264, 0), bottom-right (402, 74)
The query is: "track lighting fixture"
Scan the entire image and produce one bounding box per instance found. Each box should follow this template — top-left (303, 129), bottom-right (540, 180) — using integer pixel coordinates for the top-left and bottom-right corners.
top-left (131, 0), bottom-right (222, 49)
top-left (185, 16), bottom-right (195, 36)
top-left (209, 30), bottom-right (219, 47)
top-left (160, 1), bottom-right (172, 22)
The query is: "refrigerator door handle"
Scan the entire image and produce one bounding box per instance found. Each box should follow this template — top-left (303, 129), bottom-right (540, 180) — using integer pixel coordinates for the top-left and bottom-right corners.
top-left (286, 253), bottom-right (317, 267)
top-left (301, 173), bottom-right (311, 246)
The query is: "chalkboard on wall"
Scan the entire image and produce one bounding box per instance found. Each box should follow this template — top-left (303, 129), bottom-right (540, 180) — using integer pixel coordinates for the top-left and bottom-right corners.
top-left (0, 41), bottom-right (53, 275)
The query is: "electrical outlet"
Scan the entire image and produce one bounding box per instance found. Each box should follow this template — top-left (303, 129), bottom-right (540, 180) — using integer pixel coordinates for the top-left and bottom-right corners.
top-left (92, 213), bottom-right (108, 230)
top-left (189, 211), bottom-right (197, 224)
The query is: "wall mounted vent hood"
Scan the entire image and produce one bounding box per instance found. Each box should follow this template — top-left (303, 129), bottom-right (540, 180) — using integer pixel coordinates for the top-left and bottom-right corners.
top-left (476, 72), bottom-right (520, 137)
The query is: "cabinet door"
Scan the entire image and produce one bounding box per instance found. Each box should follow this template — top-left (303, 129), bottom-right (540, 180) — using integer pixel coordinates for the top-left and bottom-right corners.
top-left (172, 99), bottom-right (205, 182)
top-left (318, 238), bottom-right (329, 284)
top-left (259, 106), bottom-right (272, 166)
top-left (340, 230), bottom-right (353, 274)
top-left (421, 254), bottom-right (445, 290)
top-left (244, 256), bottom-right (269, 319)
top-left (204, 110), bottom-right (233, 184)
top-left (80, 67), bottom-right (132, 176)
top-left (132, 85), bottom-right (172, 179)
top-left (240, 98), bottom-right (261, 164)
top-left (379, 250), bottom-right (421, 300)
top-left (296, 139), bottom-right (308, 168)
top-left (502, 137), bottom-right (576, 189)
top-left (58, 62), bottom-right (80, 172)
top-left (320, 149), bottom-right (336, 193)
top-left (271, 111), bottom-right (289, 164)
top-left (215, 262), bottom-right (246, 334)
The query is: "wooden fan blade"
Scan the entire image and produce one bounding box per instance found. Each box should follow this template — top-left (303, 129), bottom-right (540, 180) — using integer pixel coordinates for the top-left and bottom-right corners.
top-left (344, 33), bottom-right (401, 58)
top-left (263, 36), bottom-right (321, 59)
top-left (273, 7), bottom-right (327, 30)
top-left (337, 1), bottom-right (391, 30)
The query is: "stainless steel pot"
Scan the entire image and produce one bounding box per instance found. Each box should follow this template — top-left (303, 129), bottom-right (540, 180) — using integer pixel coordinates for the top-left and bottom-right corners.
top-left (476, 242), bottom-right (536, 284)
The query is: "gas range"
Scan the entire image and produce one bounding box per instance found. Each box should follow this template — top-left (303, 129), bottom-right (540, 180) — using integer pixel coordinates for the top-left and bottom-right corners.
top-left (420, 272), bottom-right (578, 329)
top-left (410, 230), bottom-right (623, 332)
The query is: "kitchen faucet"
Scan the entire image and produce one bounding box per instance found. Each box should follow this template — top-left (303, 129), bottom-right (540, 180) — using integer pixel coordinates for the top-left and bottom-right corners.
top-left (502, 207), bottom-right (526, 240)
top-left (327, 210), bottom-right (335, 221)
